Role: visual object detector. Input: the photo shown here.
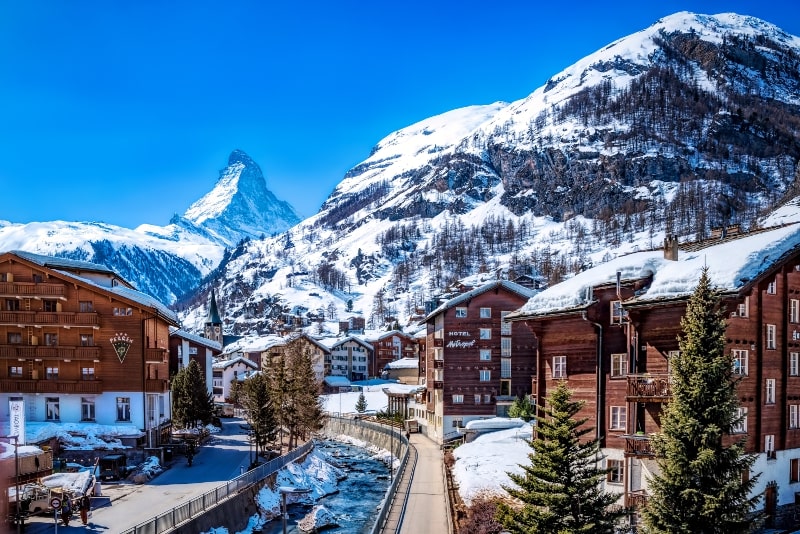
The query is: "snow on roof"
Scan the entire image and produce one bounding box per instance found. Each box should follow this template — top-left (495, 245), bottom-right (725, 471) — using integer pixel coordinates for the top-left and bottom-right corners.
top-left (384, 358), bottom-right (419, 370)
top-left (40, 470), bottom-right (94, 495)
top-left (12, 250), bottom-right (117, 276)
top-left (464, 417), bottom-right (527, 431)
top-left (381, 383), bottom-right (424, 395)
top-left (425, 280), bottom-right (537, 321)
top-left (510, 224), bottom-right (800, 318)
top-left (221, 334), bottom-right (285, 355)
top-left (169, 327), bottom-right (222, 351)
top-left (212, 356), bottom-right (259, 370)
top-left (322, 335), bottom-right (374, 351)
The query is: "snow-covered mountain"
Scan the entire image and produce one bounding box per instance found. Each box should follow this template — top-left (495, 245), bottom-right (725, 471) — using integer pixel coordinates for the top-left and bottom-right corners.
top-left (0, 150), bottom-right (300, 304)
top-left (177, 12), bottom-right (800, 336)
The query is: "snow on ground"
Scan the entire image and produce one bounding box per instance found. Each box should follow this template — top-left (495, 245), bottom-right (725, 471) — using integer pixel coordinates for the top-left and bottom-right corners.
top-left (320, 382), bottom-right (394, 414)
top-left (452, 423), bottom-right (534, 505)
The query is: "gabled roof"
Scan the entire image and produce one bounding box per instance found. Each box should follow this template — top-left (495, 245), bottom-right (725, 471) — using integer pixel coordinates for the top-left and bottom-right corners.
top-left (169, 327), bottom-right (223, 352)
top-left (11, 250), bottom-right (136, 288)
top-left (212, 356), bottom-right (259, 370)
top-left (369, 330), bottom-right (414, 342)
top-left (328, 335), bottom-right (374, 351)
top-left (508, 223), bottom-right (800, 320)
top-left (425, 279), bottom-right (537, 322)
top-left (285, 333), bottom-right (331, 354)
top-left (1, 250), bottom-right (178, 325)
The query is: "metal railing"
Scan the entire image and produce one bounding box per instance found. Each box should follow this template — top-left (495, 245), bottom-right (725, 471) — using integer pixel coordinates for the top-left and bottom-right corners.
top-left (120, 440), bottom-right (314, 534)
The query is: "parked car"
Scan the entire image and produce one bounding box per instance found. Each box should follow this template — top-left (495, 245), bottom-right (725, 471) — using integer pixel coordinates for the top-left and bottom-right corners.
top-left (98, 454), bottom-right (130, 481)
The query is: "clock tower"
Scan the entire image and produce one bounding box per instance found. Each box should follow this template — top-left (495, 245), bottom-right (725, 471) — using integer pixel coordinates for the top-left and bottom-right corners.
top-left (204, 289), bottom-right (223, 344)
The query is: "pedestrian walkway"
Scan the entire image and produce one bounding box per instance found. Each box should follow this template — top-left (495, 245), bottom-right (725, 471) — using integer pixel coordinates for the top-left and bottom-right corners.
top-left (382, 433), bottom-right (451, 534)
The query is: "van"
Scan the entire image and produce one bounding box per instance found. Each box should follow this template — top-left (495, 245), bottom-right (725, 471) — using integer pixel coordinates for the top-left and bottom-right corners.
top-left (99, 454), bottom-right (130, 481)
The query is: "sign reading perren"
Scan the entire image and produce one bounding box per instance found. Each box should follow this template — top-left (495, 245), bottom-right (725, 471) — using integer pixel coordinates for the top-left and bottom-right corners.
top-left (110, 332), bottom-right (133, 363)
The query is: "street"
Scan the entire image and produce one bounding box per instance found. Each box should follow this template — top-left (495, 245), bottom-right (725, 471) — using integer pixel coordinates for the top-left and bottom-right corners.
top-left (18, 417), bottom-right (253, 534)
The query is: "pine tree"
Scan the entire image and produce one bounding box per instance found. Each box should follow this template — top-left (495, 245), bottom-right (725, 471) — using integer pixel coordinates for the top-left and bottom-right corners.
top-left (240, 373), bottom-right (278, 459)
top-left (497, 381), bottom-right (626, 533)
top-left (355, 391), bottom-right (368, 413)
top-left (507, 394), bottom-right (535, 422)
top-left (171, 360), bottom-right (214, 429)
top-left (643, 267), bottom-right (759, 533)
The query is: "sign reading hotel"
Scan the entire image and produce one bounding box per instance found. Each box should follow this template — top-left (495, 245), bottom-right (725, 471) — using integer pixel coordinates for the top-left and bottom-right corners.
top-left (9, 399), bottom-right (25, 445)
top-left (446, 331), bottom-right (476, 348)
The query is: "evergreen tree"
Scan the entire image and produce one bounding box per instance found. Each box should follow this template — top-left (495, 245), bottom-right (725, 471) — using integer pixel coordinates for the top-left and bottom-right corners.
top-left (171, 360), bottom-right (214, 428)
top-left (286, 345), bottom-right (325, 447)
top-left (240, 373), bottom-right (278, 459)
top-left (170, 370), bottom-right (190, 429)
top-left (497, 381), bottom-right (625, 534)
top-left (643, 267), bottom-right (759, 533)
top-left (508, 394), bottom-right (535, 422)
top-left (355, 391), bottom-right (368, 413)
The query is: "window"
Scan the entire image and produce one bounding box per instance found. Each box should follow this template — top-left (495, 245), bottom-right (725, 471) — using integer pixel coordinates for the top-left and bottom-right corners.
top-left (501, 337), bottom-right (511, 357)
top-left (189, 347), bottom-right (198, 355)
top-left (81, 367), bottom-right (95, 380)
top-left (792, 459), bottom-right (800, 483)
top-left (44, 333), bottom-right (58, 346)
top-left (766, 324), bottom-right (776, 349)
top-left (79, 301), bottom-right (94, 312)
top-left (8, 366), bottom-right (22, 378)
top-left (501, 358), bottom-right (511, 378)
top-left (792, 300), bottom-right (800, 323)
top-left (766, 379), bottom-right (776, 404)
top-left (610, 406), bottom-right (627, 430)
top-left (479, 370), bottom-right (491, 382)
top-left (81, 397), bottom-right (95, 421)
top-left (479, 349), bottom-right (491, 361)
top-left (610, 300), bottom-right (626, 324)
top-left (113, 307), bottom-right (132, 316)
top-left (765, 434), bottom-right (775, 454)
top-left (453, 418), bottom-right (464, 428)
top-left (42, 299), bottom-right (58, 312)
top-left (732, 407), bottom-right (748, 433)
top-left (46, 367), bottom-right (59, 380)
top-left (455, 307), bottom-right (467, 318)
top-left (484, 394), bottom-right (491, 404)
top-left (791, 352), bottom-right (799, 376)
top-left (553, 355), bottom-right (567, 379)
top-left (607, 459), bottom-right (624, 484)
top-left (737, 297), bottom-right (749, 318)
top-left (474, 394), bottom-right (481, 404)
top-left (479, 328), bottom-right (491, 340)
top-left (452, 395), bottom-right (464, 404)
top-left (116, 397), bottom-right (131, 421)
top-left (7, 332), bottom-right (21, 344)
top-left (610, 353), bottom-right (628, 377)
top-left (500, 311), bottom-right (512, 335)
top-left (5, 299), bottom-right (19, 311)
top-left (80, 334), bottom-right (94, 347)
top-left (45, 397), bottom-right (60, 421)
top-left (767, 278), bottom-right (777, 294)
top-left (480, 307), bottom-right (491, 318)
top-left (790, 405), bottom-right (799, 429)
top-left (732, 350), bottom-right (748, 376)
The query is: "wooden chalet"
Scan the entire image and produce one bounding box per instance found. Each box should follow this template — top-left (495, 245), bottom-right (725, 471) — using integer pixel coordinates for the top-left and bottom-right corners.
top-left (417, 280), bottom-right (537, 444)
top-left (0, 250), bottom-right (178, 449)
top-left (507, 223), bottom-right (800, 525)
top-left (364, 330), bottom-right (419, 378)
top-left (168, 327), bottom-right (222, 395)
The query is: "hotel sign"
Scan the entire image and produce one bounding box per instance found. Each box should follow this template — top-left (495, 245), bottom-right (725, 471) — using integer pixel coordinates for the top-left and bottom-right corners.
top-left (446, 331), bottom-right (476, 348)
top-left (9, 399), bottom-right (25, 445)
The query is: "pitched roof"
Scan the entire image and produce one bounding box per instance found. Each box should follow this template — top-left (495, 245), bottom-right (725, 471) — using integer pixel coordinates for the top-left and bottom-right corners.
top-left (212, 356), bottom-right (259, 370)
top-left (169, 327), bottom-right (223, 351)
top-left (425, 279), bottom-right (537, 321)
top-left (508, 223), bottom-right (800, 319)
top-left (206, 289), bottom-right (222, 325)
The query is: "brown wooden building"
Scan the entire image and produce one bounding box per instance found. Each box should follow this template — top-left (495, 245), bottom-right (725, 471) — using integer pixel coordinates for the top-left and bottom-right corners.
top-left (417, 280), bottom-right (537, 443)
top-left (0, 251), bottom-right (178, 449)
top-left (508, 224), bottom-right (800, 523)
top-left (365, 330), bottom-right (419, 378)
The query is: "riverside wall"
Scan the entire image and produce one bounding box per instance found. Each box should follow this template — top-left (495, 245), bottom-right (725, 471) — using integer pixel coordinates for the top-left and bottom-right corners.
top-left (321, 416), bottom-right (409, 460)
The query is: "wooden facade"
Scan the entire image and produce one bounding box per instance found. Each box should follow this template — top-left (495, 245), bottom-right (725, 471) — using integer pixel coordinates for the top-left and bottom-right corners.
top-left (511, 226), bottom-right (800, 519)
top-left (0, 251), bottom-right (178, 448)
top-left (419, 280), bottom-right (537, 443)
top-left (365, 330), bottom-right (419, 378)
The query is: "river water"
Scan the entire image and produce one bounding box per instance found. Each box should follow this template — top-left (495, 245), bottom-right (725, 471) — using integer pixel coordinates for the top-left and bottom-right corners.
top-left (259, 439), bottom-right (392, 534)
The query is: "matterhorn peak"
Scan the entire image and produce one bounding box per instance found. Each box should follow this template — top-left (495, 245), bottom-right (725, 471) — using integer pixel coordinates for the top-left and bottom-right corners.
top-left (178, 150), bottom-right (301, 246)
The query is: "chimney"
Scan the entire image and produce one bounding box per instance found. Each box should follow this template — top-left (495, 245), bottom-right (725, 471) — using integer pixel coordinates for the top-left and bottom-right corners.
top-left (663, 235), bottom-right (679, 261)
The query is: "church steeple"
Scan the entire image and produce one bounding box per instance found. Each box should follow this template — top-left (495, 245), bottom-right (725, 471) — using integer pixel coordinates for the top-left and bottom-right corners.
top-left (204, 289), bottom-right (223, 344)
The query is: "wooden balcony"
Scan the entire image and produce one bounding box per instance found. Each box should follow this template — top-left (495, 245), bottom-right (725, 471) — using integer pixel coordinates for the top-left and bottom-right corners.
top-left (626, 489), bottom-right (649, 509)
top-left (0, 311), bottom-right (98, 327)
top-left (0, 281), bottom-right (65, 298)
top-left (0, 378), bottom-right (103, 394)
top-left (145, 347), bottom-right (169, 363)
top-left (0, 345), bottom-right (100, 360)
top-left (145, 378), bottom-right (168, 392)
top-left (433, 380), bottom-right (444, 389)
top-left (626, 374), bottom-right (671, 402)
top-left (624, 434), bottom-right (655, 457)
top-left (433, 359), bottom-right (444, 369)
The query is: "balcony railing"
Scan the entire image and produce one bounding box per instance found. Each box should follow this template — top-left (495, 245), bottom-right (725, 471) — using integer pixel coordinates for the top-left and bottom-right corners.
top-left (624, 434), bottom-right (655, 457)
top-left (626, 489), bottom-right (649, 509)
top-left (145, 347), bottom-right (169, 363)
top-left (0, 311), bottom-right (98, 327)
top-left (0, 281), bottom-right (65, 298)
top-left (0, 378), bottom-right (103, 394)
top-left (0, 345), bottom-right (100, 360)
top-left (145, 379), bottom-right (168, 392)
top-left (626, 374), bottom-right (671, 401)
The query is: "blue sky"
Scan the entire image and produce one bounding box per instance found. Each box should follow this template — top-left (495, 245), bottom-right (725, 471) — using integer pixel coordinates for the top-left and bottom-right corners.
top-left (2, 1), bottom-right (799, 228)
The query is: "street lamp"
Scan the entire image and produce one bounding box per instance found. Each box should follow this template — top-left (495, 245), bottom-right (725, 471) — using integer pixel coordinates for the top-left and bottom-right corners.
top-left (279, 486), bottom-right (311, 534)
